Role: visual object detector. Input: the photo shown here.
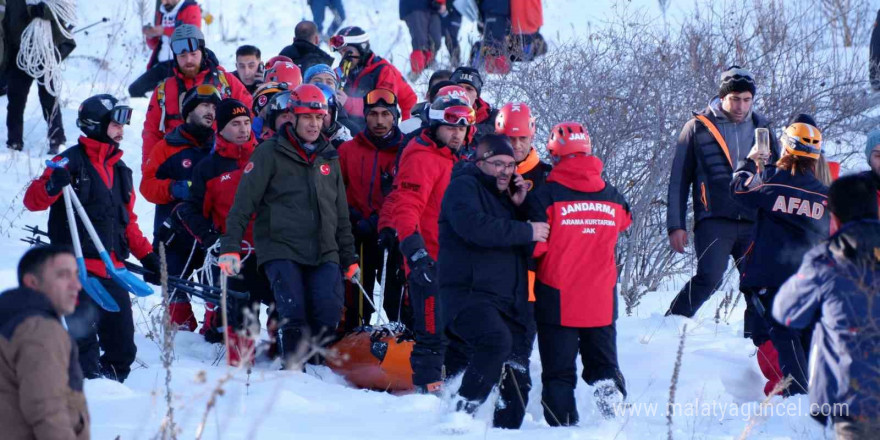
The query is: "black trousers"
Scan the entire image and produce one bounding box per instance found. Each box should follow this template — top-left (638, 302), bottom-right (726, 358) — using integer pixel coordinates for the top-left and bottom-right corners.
top-left (408, 271), bottom-right (445, 387)
top-left (67, 278), bottom-right (136, 383)
top-left (749, 287), bottom-right (811, 395)
top-left (208, 258), bottom-right (274, 330)
top-left (667, 218), bottom-right (753, 318)
top-left (6, 62), bottom-right (65, 147)
top-left (156, 237), bottom-right (205, 303)
top-left (128, 60), bottom-right (174, 98)
top-left (441, 9), bottom-right (462, 66)
top-left (537, 323), bottom-right (626, 427)
top-left (446, 304), bottom-right (532, 429)
top-left (344, 235), bottom-right (408, 330)
top-left (404, 10), bottom-right (442, 53)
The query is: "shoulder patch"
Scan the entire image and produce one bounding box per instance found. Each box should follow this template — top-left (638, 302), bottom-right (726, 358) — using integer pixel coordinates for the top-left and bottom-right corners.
top-left (244, 162), bottom-right (255, 174)
top-left (320, 164), bottom-right (331, 176)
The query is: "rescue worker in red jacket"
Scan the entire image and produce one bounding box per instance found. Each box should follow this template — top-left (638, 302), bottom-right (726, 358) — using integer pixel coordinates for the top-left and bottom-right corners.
top-left (338, 88), bottom-right (407, 329)
top-left (379, 93), bottom-right (475, 394)
top-left (528, 122), bottom-right (632, 424)
top-left (141, 24), bottom-right (252, 163)
top-left (450, 67), bottom-right (498, 140)
top-left (330, 26), bottom-right (418, 129)
top-left (141, 85), bottom-right (220, 331)
top-left (129, 0), bottom-right (202, 98)
top-left (23, 94), bottom-right (161, 382)
top-left (176, 99), bottom-right (274, 366)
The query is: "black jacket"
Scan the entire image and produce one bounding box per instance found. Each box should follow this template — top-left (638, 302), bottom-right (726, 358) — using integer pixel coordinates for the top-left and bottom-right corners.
top-left (438, 163), bottom-right (533, 324)
top-left (279, 39), bottom-right (334, 72)
top-left (667, 99), bottom-right (780, 232)
top-left (3, 0), bottom-right (76, 62)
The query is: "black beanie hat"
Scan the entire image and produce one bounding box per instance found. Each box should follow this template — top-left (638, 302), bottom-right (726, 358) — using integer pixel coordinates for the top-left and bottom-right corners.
top-left (215, 99), bottom-right (251, 132)
top-left (181, 86), bottom-right (221, 120)
top-left (719, 66), bottom-right (756, 98)
top-left (788, 113), bottom-right (818, 127)
top-left (828, 174), bottom-right (879, 224)
top-left (476, 134), bottom-right (515, 161)
top-left (450, 67), bottom-right (483, 96)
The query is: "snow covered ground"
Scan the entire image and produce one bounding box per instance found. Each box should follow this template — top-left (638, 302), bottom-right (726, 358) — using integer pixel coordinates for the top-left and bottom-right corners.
top-left (0, 0), bottom-right (870, 438)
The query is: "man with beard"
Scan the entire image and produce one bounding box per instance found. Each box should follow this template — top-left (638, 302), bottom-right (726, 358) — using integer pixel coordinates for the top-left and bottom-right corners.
top-left (441, 135), bottom-right (548, 428)
top-left (378, 93), bottom-right (475, 394)
top-left (24, 95), bottom-right (161, 382)
top-left (338, 89), bottom-right (407, 329)
top-left (217, 84), bottom-right (358, 368)
top-left (141, 25), bottom-right (251, 163)
top-left (141, 85), bottom-right (220, 331)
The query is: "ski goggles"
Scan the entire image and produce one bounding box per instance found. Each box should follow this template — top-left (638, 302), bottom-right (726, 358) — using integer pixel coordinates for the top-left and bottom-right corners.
top-left (171, 37), bottom-right (202, 55)
top-left (110, 106), bottom-right (133, 125)
top-left (289, 99), bottom-right (329, 113)
top-left (431, 105), bottom-right (476, 126)
top-left (329, 33), bottom-right (369, 52)
top-left (193, 84), bottom-right (222, 100)
top-left (365, 88), bottom-right (398, 107)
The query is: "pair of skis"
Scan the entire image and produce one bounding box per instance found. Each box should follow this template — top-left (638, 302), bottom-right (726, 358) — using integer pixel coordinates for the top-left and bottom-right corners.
top-left (47, 159), bottom-right (153, 311)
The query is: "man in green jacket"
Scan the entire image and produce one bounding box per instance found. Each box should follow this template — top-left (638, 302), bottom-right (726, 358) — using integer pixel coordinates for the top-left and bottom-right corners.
top-left (218, 84), bottom-right (358, 368)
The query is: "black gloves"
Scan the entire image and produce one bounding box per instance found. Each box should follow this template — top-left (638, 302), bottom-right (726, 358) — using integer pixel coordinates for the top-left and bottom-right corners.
top-left (378, 227), bottom-right (398, 252)
top-left (45, 166), bottom-right (71, 196)
top-left (140, 253), bottom-right (162, 285)
top-left (355, 214), bottom-right (379, 238)
top-left (400, 233), bottom-right (435, 286)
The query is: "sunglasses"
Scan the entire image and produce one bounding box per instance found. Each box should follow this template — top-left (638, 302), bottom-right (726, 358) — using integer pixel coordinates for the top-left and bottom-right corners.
top-left (110, 106), bottom-right (133, 125)
top-left (442, 105), bottom-right (476, 126)
top-left (365, 89), bottom-right (397, 106)
top-left (171, 37), bottom-right (201, 55)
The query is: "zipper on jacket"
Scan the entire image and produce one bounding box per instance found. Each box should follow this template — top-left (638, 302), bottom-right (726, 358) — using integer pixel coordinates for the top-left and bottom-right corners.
top-left (700, 182), bottom-right (709, 211)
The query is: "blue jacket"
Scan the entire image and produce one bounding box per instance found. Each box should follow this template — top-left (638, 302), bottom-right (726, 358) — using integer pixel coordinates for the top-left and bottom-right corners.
top-left (438, 163), bottom-right (534, 324)
top-left (773, 220), bottom-right (880, 425)
top-left (731, 159), bottom-right (829, 288)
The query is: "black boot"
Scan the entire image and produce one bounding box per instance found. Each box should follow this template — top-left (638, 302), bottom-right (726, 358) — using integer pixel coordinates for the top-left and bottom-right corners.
top-left (278, 327), bottom-right (304, 370)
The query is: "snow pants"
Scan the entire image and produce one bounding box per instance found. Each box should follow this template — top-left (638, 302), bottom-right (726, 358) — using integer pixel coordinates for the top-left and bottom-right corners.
top-left (404, 10), bottom-right (442, 53)
top-left (749, 287), bottom-right (811, 395)
top-left (408, 270), bottom-right (445, 388)
top-left (6, 60), bottom-right (65, 148)
top-left (537, 322), bottom-right (626, 426)
top-left (67, 278), bottom-right (136, 383)
top-left (441, 8), bottom-right (463, 66)
top-left (310, 0), bottom-right (346, 36)
top-left (446, 303), bottom-right (532, 429)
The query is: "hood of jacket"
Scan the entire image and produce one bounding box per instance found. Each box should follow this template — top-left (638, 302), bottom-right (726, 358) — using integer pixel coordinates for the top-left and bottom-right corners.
top-left (0, 288), bottom-right (59, 328)
top-left (705, 95), bottom-right (757, 164)
top-left (547, 154), bottom-right (607, 193)
top-left (214, 134), bottom-right (256, 166)
top-left (828, 220), bottom-right (880, 266)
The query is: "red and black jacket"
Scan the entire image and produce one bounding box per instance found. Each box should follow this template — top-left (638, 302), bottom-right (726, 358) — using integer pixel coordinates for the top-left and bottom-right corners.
top-left (337, 128), bottom-right (404, 220)
top-left (145, 0), bottom-right (201, 69)
top-left (140, 123), bottom-right (214, 236)
top-left (528, 155), bottom-right (632, 327)
top-left (472, 96), bottom-right (499, 140)
top-left (177, 135), bottom-right (257, 251)
top-left (23, 137), bottom-right (153, 278)
top-left (341, 54), bottom-right (418, 121)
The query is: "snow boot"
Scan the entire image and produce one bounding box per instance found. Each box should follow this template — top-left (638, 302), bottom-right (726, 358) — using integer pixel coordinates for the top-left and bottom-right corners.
top-left (278, 327), bottom-right (304, 370)
top-left (168, 301), bottom-right (197, 332)
top-left (48, 141), bottom-right (63, 155)
top-left (425, 50), bottom-right (436, 69)
top-left (485, 54), bottom-right (511, 75)
top-left (410, 50), bottom-right (428, 76)
top-left (593, 379), bottom-right (624, 419)
top-left (757, 340), bottom-right (784, 396)
top-left (453, 395), bottom-right (480, 414)
top-left (226, 326), bottom-right (256, 367)
top-left (200, 303), bottom-right (220, 338)
top-left (415, 380), bottom-right (444, 397)
top-left (7, 142), bottom-right (23, 151)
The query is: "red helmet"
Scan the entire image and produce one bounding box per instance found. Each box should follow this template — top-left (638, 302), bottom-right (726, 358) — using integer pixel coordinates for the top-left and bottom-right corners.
top-left (289, 84), bottom-right (329, 115)
top-left (265, 61), bottom-right (303, 87)
top-left (547, 122), bottom-right (592, 157)
top-left (495, 102), bottom-right (536, 136)
top-left (264, 55), bottom-right (293, 66)
top-left (435, 85), bottom-right (472, 107)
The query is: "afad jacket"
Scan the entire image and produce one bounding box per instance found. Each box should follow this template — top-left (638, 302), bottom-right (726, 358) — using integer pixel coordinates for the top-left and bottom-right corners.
top-left (528, 154), bottom-right (632, 327)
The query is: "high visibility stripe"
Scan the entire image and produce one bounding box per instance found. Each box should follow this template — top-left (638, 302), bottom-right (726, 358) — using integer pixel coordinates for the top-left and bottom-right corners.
top-left (695, 114), bottom-right (733, 168)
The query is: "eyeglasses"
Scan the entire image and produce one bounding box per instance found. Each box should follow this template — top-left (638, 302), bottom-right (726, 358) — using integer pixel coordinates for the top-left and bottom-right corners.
top-left (483, 160), bottom-right (516, 172)
top-left (110, 106), bottom-right (133, 125)
top-left (442, 105), bottom-right (476, 126)
top-left (171, 37), bottom-right (201, 55)
top-left (365, 89), bottom-right (397, 106)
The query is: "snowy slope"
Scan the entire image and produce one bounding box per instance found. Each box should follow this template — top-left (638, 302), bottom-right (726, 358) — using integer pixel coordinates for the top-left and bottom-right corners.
top-left (0, 0), bottom-right (860, 438)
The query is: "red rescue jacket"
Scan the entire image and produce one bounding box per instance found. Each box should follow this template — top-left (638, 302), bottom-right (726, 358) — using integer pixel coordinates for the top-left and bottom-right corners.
top-left (145, 0), bottom-right (201, 69)
top-left (341, 54), bottom-right (418, 120)
top-left (23, 137), bottom-right (153, 278)
top-left (338, 129), bottom-right (403, 218)
top-left (142, 63), bottom-right (252, 164)
top-left (529, 155), bottom-right (632, 327)
top-left (380, 129), bottom-right (459, 262)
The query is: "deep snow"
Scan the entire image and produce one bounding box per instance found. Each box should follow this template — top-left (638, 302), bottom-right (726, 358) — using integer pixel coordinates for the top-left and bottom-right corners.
top-left (0, 0), bottom-right (869, 438)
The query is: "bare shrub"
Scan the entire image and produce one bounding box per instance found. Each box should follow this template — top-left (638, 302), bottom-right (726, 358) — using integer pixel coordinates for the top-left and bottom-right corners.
top-left (485, 0), bottom-right (878, 312)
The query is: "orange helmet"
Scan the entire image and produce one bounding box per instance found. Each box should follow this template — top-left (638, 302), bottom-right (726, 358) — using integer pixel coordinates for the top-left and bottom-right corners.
top-left (252, 81), bottom-right (289, 117)
top-left (547, 122), bottom-right (592, 157)
top-left (265, 61), bottom-right (303, 87)
top-left (289, 84), bottom-right (329, 115)
top-left (495, 102), bottom-right (536, 137)
top-left (435, 85), bottom-right (472, 107)
top-left (782, 122), bottom-right (822, 159)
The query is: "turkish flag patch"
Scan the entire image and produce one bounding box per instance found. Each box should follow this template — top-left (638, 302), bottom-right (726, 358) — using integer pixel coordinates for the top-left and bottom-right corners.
top-left (320, 164), bottom-right (330, 175)
top-left (182, 159), bottom-right (192, 168)
top-left (244, 162), bottom-right (255, 174)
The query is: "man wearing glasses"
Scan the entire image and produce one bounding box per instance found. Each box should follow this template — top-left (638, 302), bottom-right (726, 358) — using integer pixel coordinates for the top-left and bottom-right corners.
top-left (439, 134), bottom-right (548, 428)
top-left (141, 25), bottom-right (252, 164)
top-left (24, 94), bottom-right (161, 382)
top-left (666, 66), bottom-right (780, 321)
top-left (378, 93), bottom-right (474, 394)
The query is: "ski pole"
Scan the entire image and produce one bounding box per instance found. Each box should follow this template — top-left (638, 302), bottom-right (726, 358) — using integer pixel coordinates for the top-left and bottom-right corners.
top-left (74, 17), bottom-right (109, 34)
top-left (352, 277), bottom-right (387, 325)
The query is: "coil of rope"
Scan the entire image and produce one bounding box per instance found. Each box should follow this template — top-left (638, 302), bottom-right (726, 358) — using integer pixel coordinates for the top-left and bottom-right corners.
top-left (16, 0), bottom-right (78, 97)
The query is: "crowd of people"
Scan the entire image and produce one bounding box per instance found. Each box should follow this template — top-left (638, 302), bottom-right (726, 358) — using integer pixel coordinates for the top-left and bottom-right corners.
top-left (1, 1), bottom-right (879, 439)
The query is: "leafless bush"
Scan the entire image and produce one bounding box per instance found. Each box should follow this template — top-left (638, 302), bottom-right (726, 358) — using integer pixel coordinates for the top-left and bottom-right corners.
top-left (820, 0), bottom-right (873, 48)
top-left (155, 244), bottom-right (178, 440)
top-left (485, 0), bottom-right (878, 312)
